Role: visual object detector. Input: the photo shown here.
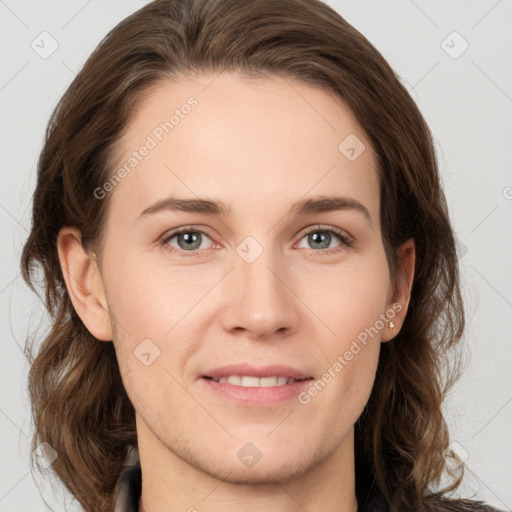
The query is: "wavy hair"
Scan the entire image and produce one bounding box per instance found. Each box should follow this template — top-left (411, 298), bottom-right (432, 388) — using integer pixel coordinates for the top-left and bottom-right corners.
top-left (21, 0), bottom-right (488, 510)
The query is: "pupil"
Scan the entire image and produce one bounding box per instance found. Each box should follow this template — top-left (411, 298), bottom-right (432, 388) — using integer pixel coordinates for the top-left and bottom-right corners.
top-left (179, 232), bottom-right (201, 250)
top-left (310, 232), bottom-right (330, 249)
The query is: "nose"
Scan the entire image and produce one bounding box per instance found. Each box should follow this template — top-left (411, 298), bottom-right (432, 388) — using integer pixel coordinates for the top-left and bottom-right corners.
top-left (219, 244), bottom-right (301, 340)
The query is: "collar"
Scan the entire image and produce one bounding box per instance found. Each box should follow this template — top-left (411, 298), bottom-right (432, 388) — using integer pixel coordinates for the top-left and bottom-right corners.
top-left (114, 462), bottom-right (142, 512)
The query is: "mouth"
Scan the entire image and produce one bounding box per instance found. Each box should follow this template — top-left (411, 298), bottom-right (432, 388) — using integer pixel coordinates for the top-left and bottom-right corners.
top-left (202, 375), bottom-right (313, 387)
top-left (201, 363), bottom-right (314, 385)
top-left (199, 363), bottom-right (314, 405)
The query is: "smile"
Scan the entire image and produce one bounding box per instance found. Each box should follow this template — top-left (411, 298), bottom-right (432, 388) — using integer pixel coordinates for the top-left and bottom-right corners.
top-left (203, 375), bottom-right (309, 387)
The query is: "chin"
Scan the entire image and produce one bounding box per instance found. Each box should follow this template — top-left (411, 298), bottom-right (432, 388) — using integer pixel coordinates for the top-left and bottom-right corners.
top-left (199, 455), bottom-right (315, 486)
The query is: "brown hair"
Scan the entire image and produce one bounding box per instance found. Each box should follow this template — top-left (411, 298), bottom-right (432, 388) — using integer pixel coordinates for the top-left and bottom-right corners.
top-left (20, 0), bottom-right (488, 510)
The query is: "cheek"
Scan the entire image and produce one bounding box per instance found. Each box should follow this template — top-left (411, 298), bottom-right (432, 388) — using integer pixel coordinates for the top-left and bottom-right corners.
top-left (297, 255), bottom-right (391, 343)
top-left (102, 252), bottom-right (218, 388)
top-left (103, 252), bottom-right (211, 336)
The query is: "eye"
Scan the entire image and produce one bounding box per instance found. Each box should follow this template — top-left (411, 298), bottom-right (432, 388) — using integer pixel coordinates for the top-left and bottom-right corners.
top-left (161, 227), bottom-right (215, 256)
top-left (296, 225), bottom-right (353, 253)
top-left (160, 224), bottom-right (353, 257)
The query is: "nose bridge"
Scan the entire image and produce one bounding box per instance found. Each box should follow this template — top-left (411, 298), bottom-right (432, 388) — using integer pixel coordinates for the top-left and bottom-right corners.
top-left (220, 237), bottom-right (299, 337)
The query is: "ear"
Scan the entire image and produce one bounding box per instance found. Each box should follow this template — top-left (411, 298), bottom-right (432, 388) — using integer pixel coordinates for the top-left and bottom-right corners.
top-left (57, 227), bottom-right (113, 341)
top-left (381, 238), bottom-right (415, 343)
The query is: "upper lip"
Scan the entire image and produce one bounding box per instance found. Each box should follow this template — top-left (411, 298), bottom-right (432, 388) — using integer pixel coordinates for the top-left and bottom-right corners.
top-left (202, 363), bottom-right (313, 380)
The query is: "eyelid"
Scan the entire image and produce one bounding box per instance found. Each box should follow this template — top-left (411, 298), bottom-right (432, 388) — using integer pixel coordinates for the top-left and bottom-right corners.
top-left (160, 225), bottom-right (217, 256)
top-left (294, 224), bottom-right (354, 254)
top-left (297, 224), bottom-right (353, 244)
top-left (161, 224), bottom-right (215, 242)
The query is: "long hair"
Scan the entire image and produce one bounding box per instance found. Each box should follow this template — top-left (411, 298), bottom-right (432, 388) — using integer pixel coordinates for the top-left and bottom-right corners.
top-left (20, 0), bottom-right (485, 510)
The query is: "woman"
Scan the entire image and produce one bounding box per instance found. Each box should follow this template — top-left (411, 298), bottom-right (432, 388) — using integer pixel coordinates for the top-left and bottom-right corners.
top-left (20, 0), bottom-right (504, 511)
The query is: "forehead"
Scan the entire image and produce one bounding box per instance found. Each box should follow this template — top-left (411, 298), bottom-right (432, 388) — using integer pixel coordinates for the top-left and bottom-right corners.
top-left (107, 72), bottom-right (380, 225)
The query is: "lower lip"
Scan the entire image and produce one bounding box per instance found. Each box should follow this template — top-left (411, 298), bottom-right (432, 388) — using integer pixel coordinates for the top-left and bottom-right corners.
top-left (200, 377), bottom-right (313, 406)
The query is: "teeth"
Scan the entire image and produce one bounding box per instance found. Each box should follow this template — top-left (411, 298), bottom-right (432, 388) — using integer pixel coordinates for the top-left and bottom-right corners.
top-left (260, 376), bottom-right (288, 387)
top-left (213, 375), bottom-right (295, 387)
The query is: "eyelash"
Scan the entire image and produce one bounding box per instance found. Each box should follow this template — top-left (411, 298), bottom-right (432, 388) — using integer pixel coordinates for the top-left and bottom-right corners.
top-left (160, 224), bottom-right (354, 257)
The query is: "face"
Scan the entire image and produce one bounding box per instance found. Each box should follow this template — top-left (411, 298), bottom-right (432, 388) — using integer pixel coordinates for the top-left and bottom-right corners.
top-left (88, 72), bottom-right (409, 484)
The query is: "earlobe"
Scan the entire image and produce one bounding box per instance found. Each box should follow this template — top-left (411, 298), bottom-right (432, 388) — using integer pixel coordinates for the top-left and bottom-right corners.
top-left (57, 227), bottom-right (113, 341)
top-left (382, 238), bottom-right (416, 342)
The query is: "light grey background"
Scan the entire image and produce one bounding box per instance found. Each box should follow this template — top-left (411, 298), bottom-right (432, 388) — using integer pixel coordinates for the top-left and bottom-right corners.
top-left (1, 0), bottom-right (511, 510)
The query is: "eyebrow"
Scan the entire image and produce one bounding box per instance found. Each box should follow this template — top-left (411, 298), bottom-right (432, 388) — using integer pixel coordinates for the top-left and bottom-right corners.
top-left (136, 195), bottom-right (372, 224)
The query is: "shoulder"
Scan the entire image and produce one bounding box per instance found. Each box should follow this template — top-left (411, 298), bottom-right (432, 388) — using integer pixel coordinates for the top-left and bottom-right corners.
top-left (424, 494), bottom-right (507, 512)
top-left (362, 485), bottom-right (506, 512)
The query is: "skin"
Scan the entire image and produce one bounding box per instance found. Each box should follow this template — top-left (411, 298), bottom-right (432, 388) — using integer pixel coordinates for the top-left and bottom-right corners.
top-left (57, 72), bottom-right (415, 512)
